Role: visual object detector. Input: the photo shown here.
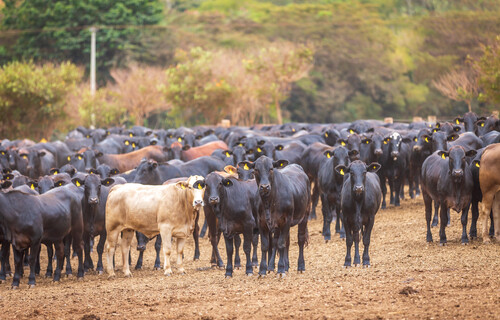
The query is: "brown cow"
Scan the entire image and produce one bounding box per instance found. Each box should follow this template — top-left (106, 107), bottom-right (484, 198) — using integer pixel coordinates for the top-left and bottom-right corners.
top-left (105, 175), bottom-right (205, 278)
top-left (167, 141), bottom-right (228, 161)
top-left (95, 145), bottom-right (169, 173)
top-left (478, 144), bottom-right (500, 242)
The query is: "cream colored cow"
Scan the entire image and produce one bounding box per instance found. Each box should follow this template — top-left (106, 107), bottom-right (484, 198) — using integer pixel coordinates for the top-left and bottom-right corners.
top-left (105, 175), bottom-right (205, 278)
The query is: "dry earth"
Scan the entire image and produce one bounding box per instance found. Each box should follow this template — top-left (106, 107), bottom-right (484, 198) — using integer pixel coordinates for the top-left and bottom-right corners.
top-left (1, 195), bottom-right (499, 320)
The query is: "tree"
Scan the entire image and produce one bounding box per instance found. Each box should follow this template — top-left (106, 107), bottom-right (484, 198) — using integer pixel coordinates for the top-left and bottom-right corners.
top-left (472, 36), bottom-right (500, 106)
top-left (432, 69), bottom-right (480, 112)
top-left (1, 0), bottom-right (164, 83)
top-left (111, 65), bottom-right (170, 126)
top-left (0, 60), bottom-right (81, 139)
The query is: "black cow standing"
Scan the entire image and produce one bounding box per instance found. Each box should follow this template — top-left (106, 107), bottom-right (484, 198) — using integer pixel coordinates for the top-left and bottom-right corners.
top-left (248, 156), bottom-right (310, 277)
top-left (421, 146), bottom-right (476, 244)
top-left (336, 161), bottom-right (382, 267)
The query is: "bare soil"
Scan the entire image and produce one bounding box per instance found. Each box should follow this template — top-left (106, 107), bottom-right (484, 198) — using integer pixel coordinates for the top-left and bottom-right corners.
top-left (1, 195), bottom-right (500, 320)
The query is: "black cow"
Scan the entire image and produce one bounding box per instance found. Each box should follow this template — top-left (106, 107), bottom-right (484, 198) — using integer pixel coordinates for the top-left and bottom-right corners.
top-left (274, 142), bottom-right (306, 164)
top-left (248, 157), bottom-right (310, 277)
top-left (336, 161), bottom-right (381, 267)
top-left (337, 134), bottom-right (362, 161)
top-left (13, 148), bottom-right (55, 179)
top-left (421, 146), bottom-right (476, 244)
top-left (68, 149), bottom-right (99, 172)
top-left (384, 132), bottom-right (410, 207)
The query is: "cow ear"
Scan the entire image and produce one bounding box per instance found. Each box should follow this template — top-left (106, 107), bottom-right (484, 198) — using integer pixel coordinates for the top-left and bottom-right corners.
top-left (367, 162), bottom-right (381, 173)
top-left (38, 150), bottom-right (46, 157)
top-left (176, 181), bottom-right (188, 190)
top-left (151, 162), bottom-right (158, 169)
top-left (101, 178), bottom-right (115, 186)
top-left (348, 149), bottom-right (359, 157)
top-left (223, 150), bottom-right (232, 158)
top-left (323, 150), bottom-right (333, 159)
top-left (422, 135), bottom-right (432, 143)
top-left (87, 168), bottom-right (97, 175)
top-left (2, 168), bottom-right (11, 174)
top-left (258, 140), bottom-right (266, 146)
top-left (432, 127), bottom-right (440, 133)
top-left (273, 160), bottom-right (289, 168)
top-left (348, 128), bottom-right (356, 134)
top-left (238, 161), bottom-right (253, 171)
top-left (221, 178), bottom-right (233, 187)
top-left (55, 180), bottom-right (67, 187)
top-left (49, 168), bottom-right (59, 175)
top-left (437, 151), bottom-right (449, 159)
top-left (124, 140), bottom-right (130, 146)
top-left (72, 178), bottom-right (84, 187)
top-left (338, 139), bottom-right (347, 146)
top-left (1, 180), bottom-right (12, 189)
top-left (224, 165), bottom-right (237, 175)
top-left (68, 168), bottom-right (77, 177)
top-left (110, 168), bottom-right (119, 175)
top-left (275, 145), bottom-right (284, 151)
top-left (335, 164), bottom-right (348, 176)
top-left (472, 160), bottom-right (480, 168)
top-left (3, 173), bottom-right (14, 180)
top-left (29, 181), bottom-right (38, 190)
top-left (478, 116), bottom-right (487, 121)
top-left (150, 140), bottom-right (158, 145)
top-left (466, 150), bottom-right (477, 157)
top-left (447, 133), bottom-right (459, 141)
top-left (454, 117), bottom-right (463, 125)
top-left (94, 150), bottom-right (103, 158)
top-left (401, 137), bottom-right (411, 144)
top-left (182, 145), bottom-right (191, 151)
top-left (145, 130), bottom-right (153, 136)
top-left (205, 129), bottom-right (215, 136)
top-left (195, 135), bottom-right (203, 140)
top-left (453, 126), bottom-right (461, 132)
top-left (366, 127), bottom-right (374, 133)
top-left (362, 138), bottom-right (372, 145)
top-left (476, 120), bottom-right (485, 128)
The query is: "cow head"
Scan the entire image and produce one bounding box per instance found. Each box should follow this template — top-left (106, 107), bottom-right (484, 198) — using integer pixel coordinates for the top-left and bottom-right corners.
top-left (177, 175), bottom-right (205, 208)
top-left (438, 146), bottom-right (476, 184)
top-left (324, 146), bottom-right (352, 179)
top-left (37, 176), bottom-right (54, 194)
top-left (247, 156), bottom-right (288, 198)
top-left (254, 141), bottom-right (274, 160)
top-left (16, 148), bottom-right (47, 179)
top-left (133, 159), bottom-right (160, 185)
top-left (335, 160), bottom-right (380, 199)
top-left (0, 148), bottom-right (11, 171)
top-left (164, 142), bottom-right (190, 160)
top-left (237, 161), bottom-right (254, 181)
top-left (231, 146), bottom-right (247, 166)
top-left (204, 172), bottom-right (223, 208)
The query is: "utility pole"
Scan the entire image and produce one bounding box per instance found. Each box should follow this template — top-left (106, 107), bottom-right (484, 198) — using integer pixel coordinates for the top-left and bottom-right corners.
top-left (89, 26), bottom-right (97, 128)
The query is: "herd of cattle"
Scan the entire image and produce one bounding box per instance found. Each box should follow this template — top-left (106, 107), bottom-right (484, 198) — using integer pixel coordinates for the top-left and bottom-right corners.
top-left (0, 111), bottom-right (499, 288)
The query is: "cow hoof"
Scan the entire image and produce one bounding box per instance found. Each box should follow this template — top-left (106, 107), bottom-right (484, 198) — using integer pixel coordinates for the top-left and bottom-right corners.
top-left (28, 284), bottom-right (36, 289)
top-left (277, 273), bottom-right (286, 279)
top-left (98, 271), bottom-right (104, 275)
top-left (124, 273), bottom-right (132, 278)
top-left (11, 285), bottom-right (19, 290)
top-left (225, 275), bottom-right (232, 279)
top-left (342, 265), bottom-right (350, 269)
top-left (297, 270), bottom-right (304, 274)
top-left (234, 267), bottom-right (240, 270)
top-left (193, 258), bottom-right (199, 261)
top-left (107, 274), bottom-right (116, 280)
top-left (66, 274), bottom-right (73, 278)
top-left (354, 264), bottom-right (360, 268)
top-left (325, 240), bottom-right (329, 244)
top-left (77, 277), bottom-right (84, 281)
top-left (363, 264), bottom-right (371, 268)
top-left (461, 242), bottom-right (469, 246)
top-left (211, 264), bottom-right (217, 269)
top-left (439, 242), bottom-right (446, 246)
top-left (258, 274), bottom-right (266, 279)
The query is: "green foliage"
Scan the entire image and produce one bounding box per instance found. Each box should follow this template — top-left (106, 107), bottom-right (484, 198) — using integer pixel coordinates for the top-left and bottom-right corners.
top-left (0, 60), bottom-right (81, 139)
top-left (77, 88), bottom-right (126, 128)
top-left (473, 36), bottom-right (500, 106)
top-left (1, 0), bottom-right (164, 83)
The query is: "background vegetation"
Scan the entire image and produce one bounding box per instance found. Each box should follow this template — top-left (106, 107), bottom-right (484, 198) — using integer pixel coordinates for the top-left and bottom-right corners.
top-left (0, 0), bottom-right (499, 139)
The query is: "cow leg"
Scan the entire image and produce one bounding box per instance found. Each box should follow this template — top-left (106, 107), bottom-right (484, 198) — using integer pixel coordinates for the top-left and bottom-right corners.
top-left (199, 218), bottom-right (208, 238)
top-left (277, 225), bottom-right (290, 276)
top-left (119, 229), bottom-right (134, 277)
top-left (284, 233), bottom-right (290, 273)
top-left (160, 226), bottom-right (173, 276)
top-left (461, 205), bottom-right (470, 244)
top-left (53, 241), bottom-right (65, 283)
top-left (389, 178), bottom-right (395, 205)
top-left (209, 220), bottom-right (224, 269)
top-left (415, 168), bottom-right (421, 196)
top-left (309, 181), bottom-right (319, 220)
top-left (491, 193), bottom-right (500, 240)
top-left (447, 208), bottom-right (451, 227)
top-left (258, 230), bottom-right (269, 276)
top-left (150, 235), bottom-right (161, 270)
top-left (380, 175), bottom-right (387, 209)
top-left (251, 232), bottom-right (259, 267)
top-left (409, 167), bottom-right (415, 199)
top-left (470, 200), bottom-right (479, 239)
top-left (394, 175), bottom-right (402, 206)
top-left (72, 232), bottom-right (85, 279)
top-left (321, 194), bottom-right (332, 242)
top-left (479, 190), bottom-right (495, 243)
top-left (23, 249), bottom-right (29, 267)
top-left (431, 200), bottom-right (439, 227)
top-left (223, 235), bottom-right (234, 278)
top-left (96, 234), bottom-right (106, 274)
top-left (439, 203), bottom-right (448, 245)
top-left (423, 192), bottom-right (433, 242)
top-left (193, 210), bottom-right (200, 261)
top-left (242, 230), bottom-right (253, 276)
top-left (27, 242), bottom-right (40, 288)
top-left (105, 229), bottom-right (120, 278)
top-left (35, 249), bottom-right (40, 276)
top-left (297, 219), bottom-right (308, 273)
top-left (175, 237), bottom-right (187, 274)
top-left (362, 219), bottom-right (374, 267)
top-left (344, 226), bottom-right (353, 267)
top-left (0, 240), bottom-right (10, 282)
top-left (63, 236), bottom-right (73, 276)
top-left (353, 228), bottom-right (361, 267)
top-left (45, 244), bottom-right (53, 277)
top-left (268, 232), bottom-right (278, 273)
top-left (83, 232), bottom-right (94, 273)
top-left (490, 211), bottom-right (495, 237)
top-left (234, 234), bottom-right (241, 269)
top-left (11, 247), bottom-right (24, 289)
top-left (335, 206), bottom-right (346, 239)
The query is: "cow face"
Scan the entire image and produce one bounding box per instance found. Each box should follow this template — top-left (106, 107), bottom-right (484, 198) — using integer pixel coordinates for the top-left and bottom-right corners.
top-left (371, 133), bottom-right (385, 158)
top-left (237, 161), bottom-right (254, 181)
top-left (183, 175), bottom-right (205, 208)
top-left (68, 149), bottom-right (97, 172)
top-left (0, 148), bottom-right (10, 170)
top-left (204, 172), bottom-right (223, 208)
top-left (133, 160), bottom-right (159, 185)
top-left (323, 128), bottom-right (340, 146)
top-left (231, 146), bottom-right (247, 166)
top-left (164, 142), bottom-right (190, 160)
top-left (37, 176), bottom-right (54, 194)
top-left (438, 147), bottom-right (476, 184)
top-left (336, 160), bottom-right (380, 199)
top-left (16, 149), bottom-right (46, 179)
top-left (254, 141), bottom-right (274, 160)
top-left (387, 132), bottom-right (402, 161)
top-left (248, 156), bottom-right (288, 198)
top-left (412, 129), bottom-right (432, 153)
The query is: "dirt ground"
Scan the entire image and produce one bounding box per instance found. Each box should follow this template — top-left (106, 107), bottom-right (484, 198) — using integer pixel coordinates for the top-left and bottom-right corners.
top-left (1, 194), bottom-right (499, 320)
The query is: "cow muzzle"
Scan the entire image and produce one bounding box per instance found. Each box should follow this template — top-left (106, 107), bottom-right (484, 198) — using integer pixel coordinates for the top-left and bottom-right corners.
top-left (193, 200), bottom-right (204, 207)
top-left (413, 145), bottom-right (421, 152)
top-left (391, 151), bottom-right (399, 161)
top-left (209, 197), bottom-right (219, 205)
top-left (353, 185), bottom-right (364, 195)
top-left (374, 149), bottom-right (383, 156)
top-left (452, 169), bottom-right (464, 179)
top-left (259, 184), bottom-right (271, 195)
top-left (89, 197), bottom-right (99, 204)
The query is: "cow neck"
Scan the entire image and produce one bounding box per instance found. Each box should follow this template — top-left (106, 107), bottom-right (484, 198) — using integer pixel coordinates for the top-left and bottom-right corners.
top-left (0, 191), bottom-right (29, 222)
top-left (178, 188), bottom-right (197, 224)
top-left (263, 168), bottom-right (286, 211)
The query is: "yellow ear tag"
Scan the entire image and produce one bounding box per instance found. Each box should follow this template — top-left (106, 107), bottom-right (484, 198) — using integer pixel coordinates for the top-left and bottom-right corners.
top-left (365, 140), bottom-right (369, 144)
top-left (383, 141), bottom-right (387, 145)
top-left (340, 169), bottom-right (344, 175)
top-left (414, 138), bottom-right (417, 142)
top-left (86, 135), bottom-right (90, 138)
top-left (30, 184), bottom-right (35, 190)
top-left (129, 133), bottom-right (134, 137)
top-left (225, 152), bottom-right (230, 158)
top-left (181, 184), bottom-right (186, 189)
top-left (132, 143), bottom-right (136, 148)
top-left (178, 137), bottom-right (182, 142)
top-left (53, 171), bottom-right (58, 175)
top-left (292, 129), bottom-right (296, 132)
top-left (244, 163), bottom-right (249, 171)
top-left (1, 151), bottom-right (5, 155)
top-left (433, 129), bottom-right (437, 133)
top-left (125, 141), bottom-right (129, 145)
top-left (326, 153), bottom-right (331, 158)
top-left (238, 143), bottom-right (243, 147)
top-left (456, 119), bottom-right (460, 124)
top-left (441, 153), bottom-right (446, 159)
top-left (257, 147), bottom-right (262, 152)
top-left (280, 162), bottom-right (284, 167)
top-left (481, 123), bottom-right (485, 127)
top-left (325, 132), bottom-right (329, 138)
top-left (5, 176), bottom-right (10, 180)
top-left (76, 181), bottom-right (81, 187)
top-left (341, 141), bottom-right (346, 146)
top-left (67, 156), bottom-right (71, 161)
top-left (372, 166), bottom-right (377, 171)
top-left (22, 155), bottom-right (28, 159)
top-left (77, 155), bottom-right (82, 160)
top-left (425, 137), bottom-right (429, 143)
top-left (198, 184), bottom-right (203, 190)
top-left (475, 162), bottom-right (480, 168)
